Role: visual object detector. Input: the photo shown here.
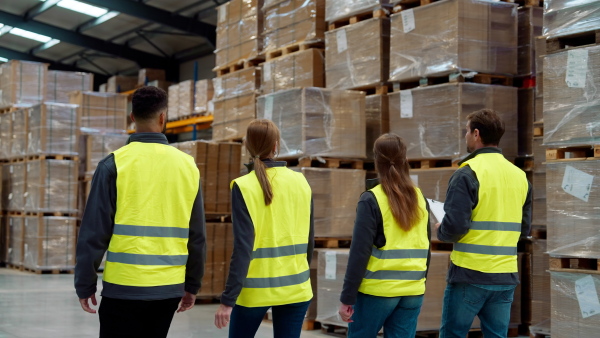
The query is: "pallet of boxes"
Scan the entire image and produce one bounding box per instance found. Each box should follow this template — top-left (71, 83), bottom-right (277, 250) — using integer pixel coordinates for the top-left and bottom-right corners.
top-left (0, 61), bottom-right (93, 274)
top-left (533, 1), bottom-right (600, 336)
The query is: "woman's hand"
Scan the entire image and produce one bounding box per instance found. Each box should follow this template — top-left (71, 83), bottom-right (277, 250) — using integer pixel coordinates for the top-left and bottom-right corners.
top-left (214, 304), bottom-right (233, 329)
top-left (338, 303), bottom-right (354, 323)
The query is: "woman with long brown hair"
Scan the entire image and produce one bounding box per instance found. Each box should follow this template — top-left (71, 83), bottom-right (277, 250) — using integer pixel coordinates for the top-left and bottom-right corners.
top-left (338, 133), bottom-right (431, 337)
top-left (214, 119), bottom-right (314, 338)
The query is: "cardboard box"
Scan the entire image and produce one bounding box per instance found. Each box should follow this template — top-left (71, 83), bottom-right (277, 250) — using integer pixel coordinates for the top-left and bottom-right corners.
top-left (7, 216), bottom-right (24, 266)
top-left (518, 7), bottom-right (543, 76)
top-left (7, 163), bottom-right (26, 212)
top-left (0, 113), bottom-right (12, 159)
top-left (326, 18), bottom-right (390, 89)
top-left (532, 172), bottom-right (546, 226)
top-left (69, 92), bottom-right (128, 132)
top-left (214, 67), bottom-right (261, 100)
top-left (262, 49), bottom-right (324, 94)
top-left (195, 79), bottom-right (214, 113)
top-left (534, 36), bottom-right (545, 98)
top-left (325, 0), bottom-right (389, 23)
top-left (543, 45), bottom-right (600, 146)
top-left (147, 80), bottom-right (173, 91)
top-left (99, 83), bottom-right (107, 93)
top-left (531, 239), bottom-right (551, 327)
top-left (24, 159), bottom-right (78, 214)
top-left (256, 88), bottom-right (366, 159)
top-left (300, 168), bottom-right (365, 237)
top-left (81, 133), bottom-right (128, 176)
top-left (215, 0), bottom-right (263, 68)
top-left (198, 222), bottom-right (234, 296)
top-left (11, 107), bottom-right (29, 159)
top-left (168, 84), bottom-right (179, 120)
top-left (365, 94), bottom-right (389, 160)
top-left (23, 216), bottom-right (77, 270)
top-left (46, 70), bottom-right (93, 104)
top-left (547, 159), bottom-right (600, 258)
top-left (388, 83), bottom-right (518, 161)
top-left (27, 103), bottom-right (80, 157)
top-left (518, 88), bottom-right (534, 156)
top-left (179, 80), bottom-right (195, 116)
top-left (389, 0), bottom-right (518, 82)
top-left (262, 0), bottom-right (325, 51)
top-left (0, 216), bottom-right (5, 264)
top-left (544, 0), bottom-right (600, 38)
top-left (107, 75), bottom-right (137, 93)
top-left (0, 60), bottom-right (48, 108)
top-left (550, 272), bottom-right (600, 337)
top-left (212, 94), bottom-right (256, 141)
top-left (138, 68), bottom-right (166, 85)
top-left (1, 164), bottom-right (10, 210)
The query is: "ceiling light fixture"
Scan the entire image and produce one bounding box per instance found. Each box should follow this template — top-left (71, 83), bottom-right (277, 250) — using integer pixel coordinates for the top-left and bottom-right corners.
top-left (9, 28), bottom-right (52, 43)
top-left (0, 57), bottom-right (8, 63)
top-left (56, 0), bottom-right (108, 18)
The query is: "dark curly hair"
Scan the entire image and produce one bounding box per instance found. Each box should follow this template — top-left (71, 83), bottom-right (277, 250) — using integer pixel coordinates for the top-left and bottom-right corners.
top-left (466, 109), bottom-right (505, 146)
top-left (131, 86), bottom-right (168, 121)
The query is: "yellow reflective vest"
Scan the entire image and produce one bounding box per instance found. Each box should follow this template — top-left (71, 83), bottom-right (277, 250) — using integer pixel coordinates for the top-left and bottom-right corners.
top-left (451, 152), bottom-right (528, 273)
top-left (103, 142), bottom-right (200, 287)
top-left (358, 185), bottom-right (430, 297)
top-left (232, 167), bottom-right (313, 307)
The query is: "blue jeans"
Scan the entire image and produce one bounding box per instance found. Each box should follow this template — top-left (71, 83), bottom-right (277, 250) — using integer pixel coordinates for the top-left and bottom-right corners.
top-left (348, 292), bottom-right (424, 338)
top-left (229, 300), bottom-right (311, 338)
top-left (440, 283), bottom-right (515, 338)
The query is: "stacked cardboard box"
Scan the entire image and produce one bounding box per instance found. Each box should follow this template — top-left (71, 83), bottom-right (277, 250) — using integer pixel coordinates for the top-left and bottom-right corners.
top-left (365, 94), bottom-right (389, 160)
top-left (262, 0), bottom-right (325, 52)
top-left (168, 84), bottom-right (180, 120)
top-left (46, 70), bottom-right (93, 104)
top-left (529, 239), bottom-right (551, 333)
top-left (11, 108), bottom-right (29, 159)
top-left (518, 7), bottom-right (543, 77)
top-left (543, 0), bottom-right (600, 38)
top-left (0, 114), bottom-right (10, 159)
top-left (550, 272), bottom-right (600, 337)
top-left (256, 87), bottom-right (366, 159)
top-left (409, 168), bottom-right (455, 240)
top-left (7, 216), bottom-right (24, 267)
top-left (388, 83), bottom-right (518, 161)
top-left (7, 163), bottom-right (26, 212)
top-left (199, 222), bottom-right (234, 297)
top-left (215, 0), bottom-right (263, 68)
top-left (325, 0), bottom-right (389, 23)
top-left (27, 103), bottom-right (80, 157)
top-left (24, 159), bottom-right (78, 214)
top-left (531, 137), bottom-right (546, 228)
top-left (107, 75), bottom-right (137, 93)
top-left (179, 80), bottom-right (195, 117)
top-left (389, 0), bottom-right (518, 82)
top-left (0, 60), bottom-right (48, 108)
top-left (261, 49), bottom-right (325, 94)
top-left (79, 134), bottom-right (129, 177)
top-left (22, 216), bottom-right (77, 271)
top-left (138, 68), bottom-right (165, 86)
top-left (69, 92), bottom-right (128, 132)
top-left (195, 79), bottom-right (214, 114)
top-left (325, 17), bottom-right (390, 89)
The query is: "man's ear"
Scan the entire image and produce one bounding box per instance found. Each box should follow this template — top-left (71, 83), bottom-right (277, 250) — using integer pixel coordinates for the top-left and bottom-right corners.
top-left (130, 112), bottom-right (135, 123)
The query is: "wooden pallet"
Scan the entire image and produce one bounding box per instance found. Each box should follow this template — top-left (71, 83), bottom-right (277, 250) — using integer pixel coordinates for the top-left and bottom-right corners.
top-left (348, 83), bottom-right (392, 96)
top-left (530, 227), bottom-right (547, 240)
top-left (205, 212), bottom-right (232, 223)
top-left (394, 72), bottom-right (514, 91)
top-left (168, 113), bottom-right (207, 122)
top-left (0, 106), bottom-right (20, 114)
top-left (285, 157), bottom-right (365, 170)
top-left (315, 237), bottom-right (352, 248)
top-left (393, 0), bottom-right (443, 12)
top-left (546, 29), bottom-right (600, 54)
top-left (550, 257), bottom-right (600, 274)
top-left (22, 267), bottom-right (74, 275)
top-left (408, 158), bottom-right (458, 169)
top-left (545, 144), bottom-right (600, 161)
top-left (265, 42), bottom-right (324, 61)
top-left (215, 57), bottom-right (264, 77)
top-left (26, 154), bottom-right (79, 161)
top-left (6, 263), bottom-right (23, 271)
top-left (8, 157), bottom-right (26, 163)
top-left (328, 8), bottom-right (388, 31)
top-left (533, 123), bottom-right (543, 137)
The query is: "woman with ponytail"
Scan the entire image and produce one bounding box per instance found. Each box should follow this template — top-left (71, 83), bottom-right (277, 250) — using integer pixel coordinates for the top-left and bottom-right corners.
top-left (214, 119), bottom-right (314, 338)
top-left (338, 133), bottom-right (431, 337)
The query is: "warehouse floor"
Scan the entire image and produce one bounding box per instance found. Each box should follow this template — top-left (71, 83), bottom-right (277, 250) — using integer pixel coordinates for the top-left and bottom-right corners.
top-left (0, 268), bottom-right (332, 338)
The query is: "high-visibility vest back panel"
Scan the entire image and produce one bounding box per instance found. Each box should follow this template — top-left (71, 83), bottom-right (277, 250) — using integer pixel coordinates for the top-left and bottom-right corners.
top-left (358, 185), bottom-right (429, 297)
top-left (233, 167), bottom-right (313, 307)
top-left (451, 152), bottom-right (528, 273)
top-left (104, 142), bottom-right (200, 287)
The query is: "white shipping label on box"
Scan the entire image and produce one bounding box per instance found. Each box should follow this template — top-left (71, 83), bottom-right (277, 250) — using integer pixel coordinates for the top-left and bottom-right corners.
top-left (401, 9), bottom-right (416, 33)
top-left (336, 29), bottom-right (348, 54)
top-left (562, 165), bottom-right (594, 202)
top-left (566, 49), bottom-right (588, 88)
top-left (325, 251), bottom-right (337, 280)
top-left (427, 199), bottom-right (446, 223)
top-left (410, 174), bottom-right (418, 186)
top-left (263, 63), bottom-right (271, 81)
top-left (264, 96), bottom-right (274, 121)
top-left (575, 275), bottom-right (600, 318)
top-left (400, 90), bottom-right (413, 118)
top-left (219, 5), bottom-right (227, 23)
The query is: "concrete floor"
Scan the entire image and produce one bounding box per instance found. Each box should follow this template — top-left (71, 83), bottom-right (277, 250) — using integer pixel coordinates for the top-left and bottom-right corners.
top-left (0, 268), bottom-right (331, 338)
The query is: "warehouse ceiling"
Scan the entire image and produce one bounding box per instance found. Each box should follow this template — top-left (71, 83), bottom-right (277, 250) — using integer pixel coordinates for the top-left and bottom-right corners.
top-left (0, 0), bottom-right (223, 82)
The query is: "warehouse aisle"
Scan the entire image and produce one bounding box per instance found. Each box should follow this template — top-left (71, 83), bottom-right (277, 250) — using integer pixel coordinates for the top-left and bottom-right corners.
top-left (0, 269), bottom-right (330, 338)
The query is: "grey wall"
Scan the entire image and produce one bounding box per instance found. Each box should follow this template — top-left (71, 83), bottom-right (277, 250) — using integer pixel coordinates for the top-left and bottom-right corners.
top-left (179, 54), bottom-right (215, 81)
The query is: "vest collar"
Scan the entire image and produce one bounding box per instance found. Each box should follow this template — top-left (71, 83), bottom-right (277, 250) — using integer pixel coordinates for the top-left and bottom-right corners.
top-left (366, 178), bottom-right (380, 190)
top-left (244, 159), bottom-right (287, 172)
top-left (127, 133), bottom-right (169, 145)
top-left (458, 147), bottom-right (502, 165)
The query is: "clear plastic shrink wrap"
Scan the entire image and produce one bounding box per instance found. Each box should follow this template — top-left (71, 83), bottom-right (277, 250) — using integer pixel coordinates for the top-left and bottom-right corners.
top-left (82, 134), bottom-right (129, 176)
top-left (7, 216), bottom-right (24, 266)
top-left (543, 0), bottom-right (600, 38)
top-left (27, 103), bottom-right (79, 156)
top-left (8, 163), bottom-right (26, 212)
top-left (24, 159), bottom-right (78, 214)
top-left (11, 107), bottom-right (28, 158)
top-left (325, 0), bottom-right (389, 23)
top-left (550, 272), bottom-right (600, 338)
top-left (326, 18), bottom-right (390, 89)
top-left (69, 92), bottom-right (128, 132)
top-left (262, 0), bottom-right (325, 52)
top-left (215, 0), bottom-right (263, 68)
top-left (546, 159), bottom-right (600, 258)
top-left (518, 7), bottom-right (543, 76)
top-left (261, 49), bottom-right (324, 94)
top-left (168, 84), bottom-right (179, 120)
top-left (365, 94), bottom-right (389, 160)
top-left (178, 80), bottom-right (195, 116)
top-left (23, 216), bottom-right (77, 270)
top-left (388, 83), bottom-right (518, 160)
top-left (0, 113), bottom-right (11, 159)
top-left (0, 60), bottom-right (48, 108)
top-left (213, 67), bottom-right (261, 100)
top-left (46, 70), bottom-right (93, 104)
top-left (543, 45), bottom-right (600, 146)
top-left (532, 137), bottom-right (546, 226)
top-left (195, 79), bottom-right (214, 113)
top-left (389, 0), bottom-right (518, 82)
top-left (256, 87), bottom-right (366, 159)
top-left (530, 239), bottom-right (551, 332)
top-left (212, 94), bottom-right (257, 141)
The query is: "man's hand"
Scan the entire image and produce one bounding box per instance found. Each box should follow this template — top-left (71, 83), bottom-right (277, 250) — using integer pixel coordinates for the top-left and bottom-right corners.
top-left (177, 291), bottom-right (196, 313)
top-left (214, 304), bottom-right (233, 329)
top-left (338, 303), bottom-right (354, 323)
top-left (79, 295), bottom-right (98, 314)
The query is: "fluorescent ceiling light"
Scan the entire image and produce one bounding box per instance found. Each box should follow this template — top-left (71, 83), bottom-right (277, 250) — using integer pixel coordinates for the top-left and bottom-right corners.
top-left (0, 57), bottom-right (8, 63)
top-left (57, 0), bottom-right (108, 17)
top-left (44, 39), bottom-right (61, 49)
top-left (10, 28), bottom-right (52, 43)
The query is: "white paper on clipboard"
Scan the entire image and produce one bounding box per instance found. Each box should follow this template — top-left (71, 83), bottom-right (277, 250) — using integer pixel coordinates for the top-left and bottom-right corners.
top-left (426, 198), bottom-right (445, 223)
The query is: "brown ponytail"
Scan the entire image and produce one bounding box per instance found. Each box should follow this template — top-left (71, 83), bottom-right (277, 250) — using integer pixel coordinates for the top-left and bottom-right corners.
top-left (245, 119), bottom-right (281, 205)
top-left (373, 134), bottom-right (422, 231)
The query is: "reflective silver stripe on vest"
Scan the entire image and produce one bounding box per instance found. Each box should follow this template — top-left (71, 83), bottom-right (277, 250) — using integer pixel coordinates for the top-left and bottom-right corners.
top-left (252, 243), bottom-right (308, 259)
top-left (470, 221), bottom-right (521, 232)
top-left (371, 248), bottom-right (429, 260)
top-left (454, 243), bottom-right (517, 256)
top-left (107, 251), bottom-right (188, 266)
top-left (114, 224), bottom-right (189, 238)
top-left (243, 270), bottom-right (310, 288)
top-left (364, 270), bottom-right (427, 281)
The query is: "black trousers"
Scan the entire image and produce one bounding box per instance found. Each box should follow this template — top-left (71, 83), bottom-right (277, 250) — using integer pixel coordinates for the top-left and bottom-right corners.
top-left (98, 296), bottom-right (180, 338)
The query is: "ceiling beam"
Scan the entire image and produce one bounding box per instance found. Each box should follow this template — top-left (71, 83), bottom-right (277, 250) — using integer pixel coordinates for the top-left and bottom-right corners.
top-left (24, 0), bottom-right (61, 20)
top-left (0, 10), bottom-right (169, 69)
top-left (80, 0), bottom-right (216, 46)
top-left (76, 11), bottom-right (120, 33)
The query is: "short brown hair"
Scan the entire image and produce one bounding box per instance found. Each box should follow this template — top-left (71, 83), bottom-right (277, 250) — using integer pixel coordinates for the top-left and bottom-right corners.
top-left (466, 109), bottom-right (505, 146)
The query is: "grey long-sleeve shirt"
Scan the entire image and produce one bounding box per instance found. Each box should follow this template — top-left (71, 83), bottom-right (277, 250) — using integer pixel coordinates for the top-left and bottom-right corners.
top-left (220, 160), bottom-right (315, 307)
top-left (74, 133), bottom-right (206, 300)
top-left (437, 147), bottom-right (532, 285)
